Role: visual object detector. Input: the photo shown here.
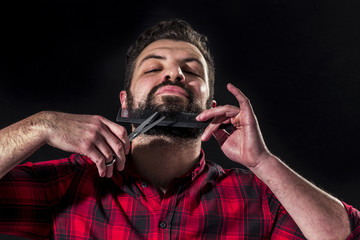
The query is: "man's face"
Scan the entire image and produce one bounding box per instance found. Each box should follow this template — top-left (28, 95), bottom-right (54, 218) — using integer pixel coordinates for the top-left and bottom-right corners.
top-left (124, 39), bottom-right (210, 110)
top-left (120, 39), bottom-right (212, 138)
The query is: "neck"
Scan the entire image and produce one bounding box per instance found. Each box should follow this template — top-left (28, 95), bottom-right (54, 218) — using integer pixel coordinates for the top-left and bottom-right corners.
top-left (130, 135), bottom-right (202, 193)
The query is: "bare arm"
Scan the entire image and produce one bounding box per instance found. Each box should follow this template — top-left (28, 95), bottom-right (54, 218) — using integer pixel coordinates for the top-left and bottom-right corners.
top-left (0, 111), bottom-right (130, 179)
top-left (0, 112), bottom-right (47, 178)
top-left (252, 154), bottom-right (350, 239)
top-left (197, 83), bottom-right (351, 240)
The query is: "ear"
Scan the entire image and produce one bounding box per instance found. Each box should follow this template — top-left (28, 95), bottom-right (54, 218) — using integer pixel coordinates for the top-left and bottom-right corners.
top-left (211, 100), bottom-right (217, 108)
top-left (120, 91), bottom-right (127, 109)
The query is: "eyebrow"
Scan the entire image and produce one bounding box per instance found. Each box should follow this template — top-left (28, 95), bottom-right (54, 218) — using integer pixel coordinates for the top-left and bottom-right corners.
top-left (138, 54), bottom-right (165, 67)
top-left (183, 57), bottom-right (204, 69)
top-left (138, 54), bottom-right (204, 69)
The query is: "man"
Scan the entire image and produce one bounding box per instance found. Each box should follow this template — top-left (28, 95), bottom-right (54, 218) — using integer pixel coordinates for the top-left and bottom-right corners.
top-left (0, 19), bottom-right (359, 239)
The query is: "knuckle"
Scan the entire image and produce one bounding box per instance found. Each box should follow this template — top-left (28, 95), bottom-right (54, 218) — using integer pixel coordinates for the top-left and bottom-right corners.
top-left (80, 140), bottom-right (93, 152)
top-left (91, 155), bottom-right (103, 165)
top-left (244, 97), bottom-right (250, 104)
top-left (92, 122), bottom-right (103, 133)
top-left (93, 115), bottom-right (104, 121)
top-left (90, 116), bottom-right (105, 128)
top-left (86, 130), bottom-right (95, 139)
top-left (115, 143), bottom-right (123, 153)
top-left (87, 130), bottom-right (100, 141)
top-left (118, 127), bottom-right (127, 138)
top-left (103, 151), bottom-right (113, 161)
top-left (113, 126), bottom-right (128, 140)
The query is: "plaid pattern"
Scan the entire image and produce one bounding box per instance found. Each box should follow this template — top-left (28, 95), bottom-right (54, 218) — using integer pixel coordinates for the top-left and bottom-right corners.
top-left (0, 152), bottom-right (358, 240)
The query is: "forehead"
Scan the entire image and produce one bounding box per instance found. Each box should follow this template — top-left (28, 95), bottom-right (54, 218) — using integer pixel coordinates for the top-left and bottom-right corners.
top-left (136, 39), bottom-right (207, 67)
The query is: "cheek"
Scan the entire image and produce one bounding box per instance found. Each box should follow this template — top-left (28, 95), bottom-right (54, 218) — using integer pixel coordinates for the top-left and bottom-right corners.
top-left (130, 78), bottom-right (155, 106)
top-left (199, 84), bottom-right (209, 97)
top-left (188, 81), bottom-right (208, 97)
top-left (188, 81), bottom-right (209, 106)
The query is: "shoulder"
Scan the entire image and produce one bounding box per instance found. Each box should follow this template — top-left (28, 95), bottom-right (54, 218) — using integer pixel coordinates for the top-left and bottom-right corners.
top-left (204, 159), bottom-right (266, 189)
top-left (4, 153), bottom-right (96, 181)
top-left (201, 160), bottom-right (274, 208)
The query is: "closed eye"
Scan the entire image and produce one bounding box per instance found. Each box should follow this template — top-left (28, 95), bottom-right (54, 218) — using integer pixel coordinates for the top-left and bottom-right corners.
top-left (145, 69), bottom-right (161, 74)
top-left (184, 71), bottom-right (201, 77)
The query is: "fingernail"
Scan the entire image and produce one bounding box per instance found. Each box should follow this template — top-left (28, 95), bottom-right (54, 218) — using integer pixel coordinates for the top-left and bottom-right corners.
top-left (201, 132), bottom-right (207, 141)
top-left (126, 144), bottom-right (130, 154)
top-left (120, 165), bottom-right (125, 171)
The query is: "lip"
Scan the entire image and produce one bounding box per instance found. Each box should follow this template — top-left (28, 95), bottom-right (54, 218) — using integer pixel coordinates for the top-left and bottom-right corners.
top-left (155, 86), bottom-right (189, 97)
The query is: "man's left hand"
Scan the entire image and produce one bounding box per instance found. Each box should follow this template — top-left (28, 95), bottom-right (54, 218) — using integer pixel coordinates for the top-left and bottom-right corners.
top-left (196, 83), bottom-right (272, 169)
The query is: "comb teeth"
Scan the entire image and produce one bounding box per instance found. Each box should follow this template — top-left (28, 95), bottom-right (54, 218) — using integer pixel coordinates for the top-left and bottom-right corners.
top-left (135, 109), bottom-right (201, 123)
top-left (116, 108), bottom-right (210, 129)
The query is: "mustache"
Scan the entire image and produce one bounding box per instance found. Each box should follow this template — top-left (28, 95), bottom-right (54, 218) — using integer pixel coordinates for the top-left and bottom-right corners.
top-left (146, 80), bottom-right (194, 101)
top-left (125, 80), bottom-right (205, 139)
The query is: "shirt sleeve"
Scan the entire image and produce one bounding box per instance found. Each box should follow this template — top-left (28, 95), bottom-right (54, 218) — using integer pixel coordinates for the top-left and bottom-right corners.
top-left (343, 202), bottom-right (360, 240)
top-left (264, 180), bottom-right (360, 240)
top-left (0, 154), bottom-right (86, 240)
top-left (264, 187), bottom-right (306, 240)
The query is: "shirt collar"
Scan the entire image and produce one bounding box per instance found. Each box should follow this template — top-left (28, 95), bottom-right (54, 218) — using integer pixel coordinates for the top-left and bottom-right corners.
top-left (112, 149), bottom-right (207, 186)
top-left (181, 149), bottom-right (206, 181)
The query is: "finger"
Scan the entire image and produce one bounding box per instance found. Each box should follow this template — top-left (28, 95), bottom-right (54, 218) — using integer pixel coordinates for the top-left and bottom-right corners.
top-left (227, 83), bottom-right (253, 113)
top-left (92, 138), bottom-right (115, 178)
top-left (105, 159), bottom-right (115, 178)
top-left (115, 149), bottom-right (126, 171)
top-left (100, 117), bottom-right (130, 154)
top-left (201, 118), bottom-right (231, 141)
top-left (97, 126), bottom-right (127, 170)
top-left (99, 145), bottom-right (116, 178)
top-left (91, 119), bottom-right (128, 174)
top-left (212, 128), bottom-right (230, 147)
top-left (229, 110), bottom-right (243, 128)
top-left (85, 147), bottom-right (108, 177)
top-left (100, 131), bottom-right (126, 171)
top-left (197, 105), bottom-right (239, 122)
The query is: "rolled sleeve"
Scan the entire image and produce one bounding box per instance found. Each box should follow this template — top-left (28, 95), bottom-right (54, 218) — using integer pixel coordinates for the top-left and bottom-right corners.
top-left (343, 202), bottom-right (360, 240)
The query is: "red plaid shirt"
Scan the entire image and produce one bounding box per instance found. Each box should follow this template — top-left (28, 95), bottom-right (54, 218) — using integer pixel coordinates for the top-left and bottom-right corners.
top-left (0, 152), bottom-right (359, 240)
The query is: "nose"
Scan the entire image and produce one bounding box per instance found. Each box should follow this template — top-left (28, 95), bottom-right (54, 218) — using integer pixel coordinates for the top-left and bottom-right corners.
top-left (162, 64), bottom-right (185, 83)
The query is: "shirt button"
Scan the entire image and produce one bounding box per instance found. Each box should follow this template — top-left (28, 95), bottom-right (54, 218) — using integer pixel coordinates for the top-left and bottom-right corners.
top-left (141, 181), bottom-right (148, 188)
top-left (159, 221), bottom-right (167, 229)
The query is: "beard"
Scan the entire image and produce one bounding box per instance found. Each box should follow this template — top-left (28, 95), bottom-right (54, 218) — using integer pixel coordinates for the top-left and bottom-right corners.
top-left (127, 80), bottom-right (208, 139)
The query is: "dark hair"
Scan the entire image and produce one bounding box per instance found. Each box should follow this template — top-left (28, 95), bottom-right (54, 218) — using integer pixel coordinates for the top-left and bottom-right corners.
top-left (124, 19), bottom-right (215, 102)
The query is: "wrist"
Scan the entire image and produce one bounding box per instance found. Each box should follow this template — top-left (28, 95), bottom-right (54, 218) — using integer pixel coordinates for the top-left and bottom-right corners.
top-left (248, 154), bottom-right (281, 180)
top-left (32, 111), bottom-right (55, 145)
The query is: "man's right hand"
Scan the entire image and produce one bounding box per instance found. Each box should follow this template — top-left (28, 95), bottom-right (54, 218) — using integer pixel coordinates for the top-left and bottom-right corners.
top-left (0, 111), bottom-right (130, 178)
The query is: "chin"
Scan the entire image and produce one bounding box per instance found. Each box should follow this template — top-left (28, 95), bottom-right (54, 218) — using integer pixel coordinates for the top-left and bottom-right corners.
top-left (144, 125), bottom-right (204, 140)
top-left (153, 95), bottom-right (190, 112)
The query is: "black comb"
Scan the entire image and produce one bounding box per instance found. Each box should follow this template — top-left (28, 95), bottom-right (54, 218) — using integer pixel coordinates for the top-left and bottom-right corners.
top-left (116, 108), bottom-right (211, 129)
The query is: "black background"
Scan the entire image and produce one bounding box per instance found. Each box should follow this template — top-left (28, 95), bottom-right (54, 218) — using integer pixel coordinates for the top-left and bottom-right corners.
top-left (1, 1), bottom-right (359, 239)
